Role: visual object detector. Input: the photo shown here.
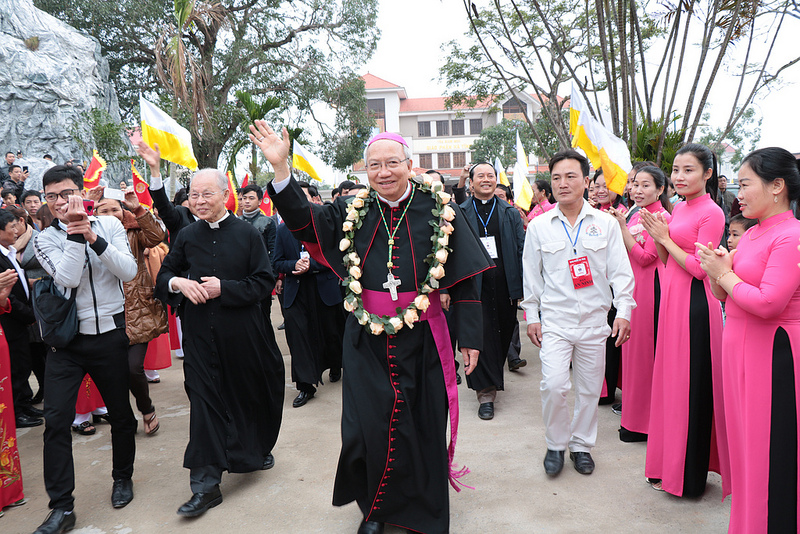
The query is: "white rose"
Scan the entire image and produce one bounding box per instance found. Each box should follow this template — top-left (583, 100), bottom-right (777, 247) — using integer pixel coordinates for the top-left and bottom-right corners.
top-left (339, 238), bottom-right (351, 251)
top-left (437, 235), bottom-right (449, 247)
top-left (352, 197), bottom-right (364, 209)
top-left (431, 181), bottom-right (443, 193)
top-left (442, 205), bottom-right (456, 221)
top-left (435, 248), bottom-right (449, 263)
top-left (343, 299), bottom-right (356, 312)
top-left (414, 294), bottom-right (430, 312)
top-left (441, 222), bottom-right (454, 235)
top-left (346, 209), bottom-right (359, 221)
top-left (389, 316), bottom-right (403, 332)
top-left (356, 188), bottom-right (370, 199)
top-left (342, 221), bottom-right (354, 232)
top-left (430, 265), bottom-right (445, 280)
top-left (347, 252), bottom-right (361, 266)
top-left (422, 174), bottom-right (433, 185)
top-left (369, 321), bottom-right (385, 335)
top-left (403, 308), bottom-right (419, 328)
top-left (357, 310), bottom-right (370, 325)
top-left (349, 266), bottom-right (362, 279)
top-left (348, 280), bottom-right (362, 294)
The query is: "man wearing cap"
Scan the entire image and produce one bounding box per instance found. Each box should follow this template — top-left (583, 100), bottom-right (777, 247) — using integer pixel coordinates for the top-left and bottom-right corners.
top-left (253, 123), bottom-right (492, 534)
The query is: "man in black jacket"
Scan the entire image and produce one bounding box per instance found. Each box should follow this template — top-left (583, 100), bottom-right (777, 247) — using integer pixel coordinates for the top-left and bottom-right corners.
top-left (0, 209), bottom-right (40, 427)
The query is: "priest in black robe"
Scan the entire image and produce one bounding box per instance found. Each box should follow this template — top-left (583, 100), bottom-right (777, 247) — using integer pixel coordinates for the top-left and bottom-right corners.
top-left (155, 169), bottom-right (284, 518)
top-left (253, 123), bottom-right (493, 534)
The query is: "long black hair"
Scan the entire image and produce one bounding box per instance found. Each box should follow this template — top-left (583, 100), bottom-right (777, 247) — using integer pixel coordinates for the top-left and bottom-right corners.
top-left (675, 143), bottom-right (719, 199)
top-left (741, 147), bottom-right (800, 218)
top-left (533, 179), bottom-right (555, 203)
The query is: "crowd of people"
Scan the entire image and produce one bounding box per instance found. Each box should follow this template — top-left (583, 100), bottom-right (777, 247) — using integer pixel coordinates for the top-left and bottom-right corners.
top-left (0, 130), bottom-right (797, 534)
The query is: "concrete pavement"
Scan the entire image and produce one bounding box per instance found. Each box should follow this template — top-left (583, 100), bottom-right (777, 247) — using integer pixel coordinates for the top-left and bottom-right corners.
top-left (6, 309), bottom-right (730, 533)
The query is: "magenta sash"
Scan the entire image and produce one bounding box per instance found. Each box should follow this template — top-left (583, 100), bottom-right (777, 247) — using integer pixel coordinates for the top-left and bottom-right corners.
top-left (361, 289), bottom-right (469, 490)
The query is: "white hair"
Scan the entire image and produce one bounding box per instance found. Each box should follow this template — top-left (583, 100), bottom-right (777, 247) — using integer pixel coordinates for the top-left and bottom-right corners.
top-left (191, 168), bottom-right (227, 191)
top-left (363, 140), bottom-right (413, 165)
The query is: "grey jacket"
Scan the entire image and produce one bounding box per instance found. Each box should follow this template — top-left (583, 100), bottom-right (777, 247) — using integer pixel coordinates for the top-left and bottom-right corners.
top-left (33, 216), bottom-right (137, 335)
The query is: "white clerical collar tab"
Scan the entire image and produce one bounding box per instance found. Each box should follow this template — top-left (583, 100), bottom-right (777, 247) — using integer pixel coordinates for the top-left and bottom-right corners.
top-left (377, 182), bottom-right (412, 208)
top-left (207, 211), bottom-right (230, 229)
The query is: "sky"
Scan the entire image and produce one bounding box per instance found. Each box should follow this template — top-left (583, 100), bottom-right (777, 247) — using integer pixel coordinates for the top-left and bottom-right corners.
top-left (363, 0), bottom-right (800, 154)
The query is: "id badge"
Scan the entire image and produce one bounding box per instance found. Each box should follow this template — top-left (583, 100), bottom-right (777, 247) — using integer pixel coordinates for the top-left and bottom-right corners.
top-left (300, 250), bottom-right (310, 260)
top-left (480, 236), bottom-right (499, 259)
top-left (568, 256), bottom-right (593, 289)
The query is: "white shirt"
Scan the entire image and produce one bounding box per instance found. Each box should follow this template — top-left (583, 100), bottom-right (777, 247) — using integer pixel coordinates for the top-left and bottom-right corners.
top-left (0, 243), bottom-right (28, 299)
top-left (521, 199), bottom-right (635, 329)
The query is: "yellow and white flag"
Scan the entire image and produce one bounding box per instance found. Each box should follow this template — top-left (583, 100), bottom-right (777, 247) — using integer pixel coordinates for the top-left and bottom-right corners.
top-left (569, 83), bottom-right (632, 195)
top-left (513, 131), bottom-right (534, 210)
top-left (140, 96), bottom-right (198, 170)
top-left (494, 156), bottom-right (509, 187)
top-left (292, 140), bottom-right (326, 182)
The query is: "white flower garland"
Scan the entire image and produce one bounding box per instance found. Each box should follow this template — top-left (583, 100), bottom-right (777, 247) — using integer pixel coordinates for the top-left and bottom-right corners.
top-left (339, 175), bottom-right (456, 335)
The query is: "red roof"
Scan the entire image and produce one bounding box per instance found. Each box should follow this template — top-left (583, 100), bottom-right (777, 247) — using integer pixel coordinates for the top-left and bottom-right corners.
top-left (400, 96), bottom-right (495, 113)
top-left (362, 73), bottom-right (402, 90)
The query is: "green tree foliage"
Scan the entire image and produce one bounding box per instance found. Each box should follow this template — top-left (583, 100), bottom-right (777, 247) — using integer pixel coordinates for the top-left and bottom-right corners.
top-left (69, 108), bottom-right (131, 164)
top-left (470, 119), bottom-right (542, 167)
top-left (35, 0), bottom-right (380, 170)
top-left (629, 116), bottom-right (686, 176)
top-left (698, 107), bottom-right (762, 167)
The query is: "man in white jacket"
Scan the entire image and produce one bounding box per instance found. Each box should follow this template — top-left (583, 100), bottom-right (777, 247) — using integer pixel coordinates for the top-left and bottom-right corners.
top-left (32, 165), bottom-right (138, 534)
top-left (522, 150), bottom-right (635, 478)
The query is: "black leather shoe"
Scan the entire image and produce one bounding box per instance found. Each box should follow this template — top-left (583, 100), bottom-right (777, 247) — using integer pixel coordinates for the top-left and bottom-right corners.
top-left (177, 487), bottom-right (223, 517)
top-left (111, 478), bottom-right (134, 508)
top-left (357, 518), bottom-right (385, 534)
top-left (16, 413), bottom-right (43, 428)
top-left (262, 453), bottom-right (275, 470)
top-left (508, 357), bottom-right (527, 371)
top-left (455, 373), bottom-right (461, 385)
top-left (277, 322), bottom-right (285, 330)
top-left (478, 402), bottom-right (494, 420)
top-left (33, 508), bottom-right (76, 534)
top-left (329, 369), bottom-right (342, 382)
top-left (23, 405), bottom-right (44, 417)
top-left (569, 451), bottom-right (595, 475)
top-left (543, 449), bottom-right (565, 476)
top-left (292, 390), bottom-right (314, 408)
top-left (619, 427), bottom-right (647, 443)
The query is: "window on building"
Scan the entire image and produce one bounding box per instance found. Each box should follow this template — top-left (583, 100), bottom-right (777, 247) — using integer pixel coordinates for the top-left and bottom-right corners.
top-left (368, 99), bottom-right (386, 132)
top-left (452, 119), bottom-right (465, 136)
top-left (419, 153), bottom-right (433, 168)
top-left (453, 152), bottom-right (466, 168)
top-left (502, 97), bottom-right (528, 117)
top-left (418, 121), bottom-right (431, 137)
top-left (438, 153), bottom-right (451, 169)
top-left (436, 120), bottom-right (449, 137)
top-left (470, 118), bottom-right (483, 135)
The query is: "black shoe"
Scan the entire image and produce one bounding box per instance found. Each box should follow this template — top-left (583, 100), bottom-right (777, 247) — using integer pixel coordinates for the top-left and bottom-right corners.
top-left (277, 322), bottom-right (285, 330)
top-left (455, 373), bottom-right (461, 385)
top-left (292, 390), bottom-right (314, 408)
top-left (329, 369), bottom-right (342, 382)
top-left (611, 402), bottom-right (622, 415)
top-left (111, 478), bottom-right (134, 508)
top-left (598, 396), bottom-right (615, 406)
top-left (569, 451), bottom-right (595, 475)
top-left (177, 488), bottom-right (223, 517)
top-left (33, 508), bottom-right (76, 534)
top-left (23, 405), bottom-right (44, 417)
top-left (357, 519), bottom-right (385, 534)
top-left (619, 426), bottom-right (648, 443)
top-left (543, 449), bottom-right (564, 476)
top-left (16, 413), bottom-right (43, 428)
top-left (478, 402), bottom-right (494, 420)
top-left (262, 453), bottom-right (275, 470)
top-left (508, 358), bottom-right (527, 371)
top-left (93, 413), bottom-right (111, 425)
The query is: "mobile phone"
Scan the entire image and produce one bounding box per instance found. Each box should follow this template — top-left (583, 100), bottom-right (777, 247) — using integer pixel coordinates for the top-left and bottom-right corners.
top-left (104, 188), bottom-right (125, 201)
top-left (83, 199), bottom-right (95, 215)
top-left (22, 166), bottom-right (28, 173)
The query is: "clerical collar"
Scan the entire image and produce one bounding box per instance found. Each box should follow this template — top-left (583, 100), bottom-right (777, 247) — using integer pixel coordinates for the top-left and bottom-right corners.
top-left (207, 211), bottom-right (230, 229)
top-left (376, 183), bottom-right (412, 208)
top-left (476, 196), bottom-right (494, 204)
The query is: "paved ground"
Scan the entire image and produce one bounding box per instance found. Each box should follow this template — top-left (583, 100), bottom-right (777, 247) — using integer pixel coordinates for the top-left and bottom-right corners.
top-left (6, 309), bottom-right (731, 533)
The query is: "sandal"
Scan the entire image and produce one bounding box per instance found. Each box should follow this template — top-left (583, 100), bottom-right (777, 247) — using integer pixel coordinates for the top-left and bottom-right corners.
top-left (71, 421), bottom-right (96, 435)
top-left (646, 478), bottom-right (664, 491)
top-left (143, 411), bottom-right (160, 436)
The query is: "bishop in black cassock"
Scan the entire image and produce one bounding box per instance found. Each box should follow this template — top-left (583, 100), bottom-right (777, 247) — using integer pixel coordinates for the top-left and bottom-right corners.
top-left (257, 125), bottom-right (493, 534)
top-left (155, 169), bottom-right (284, 518)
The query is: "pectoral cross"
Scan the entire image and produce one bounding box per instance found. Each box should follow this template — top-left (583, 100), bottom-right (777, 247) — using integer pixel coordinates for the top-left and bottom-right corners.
top-left (383, 272), bottom-right (402, 301)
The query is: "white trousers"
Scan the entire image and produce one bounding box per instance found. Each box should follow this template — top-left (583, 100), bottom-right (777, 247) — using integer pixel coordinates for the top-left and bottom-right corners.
top-left (539, 325), bottom-right (609, 453)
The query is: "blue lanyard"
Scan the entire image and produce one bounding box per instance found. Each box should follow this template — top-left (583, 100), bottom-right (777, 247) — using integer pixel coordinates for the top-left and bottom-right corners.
top-left (473, 197), bottom-right (497, 237)
top-left (560, 219), bottom-right (583, 254)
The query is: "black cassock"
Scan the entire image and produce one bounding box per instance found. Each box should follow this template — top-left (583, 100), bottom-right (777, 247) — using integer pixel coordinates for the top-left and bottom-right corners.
top-left (269, 178), bottom-right (492, 534)
top-left (155, 216), bottom-right (284, 473)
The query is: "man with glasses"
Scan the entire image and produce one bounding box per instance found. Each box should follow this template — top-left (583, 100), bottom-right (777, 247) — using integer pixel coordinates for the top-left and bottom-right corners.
top-left (32, 165), bottom-right (139, 534)
top-left (155, 168), bottom-right (284, 518)
top-left (256, 124), bottom-right (492, 534)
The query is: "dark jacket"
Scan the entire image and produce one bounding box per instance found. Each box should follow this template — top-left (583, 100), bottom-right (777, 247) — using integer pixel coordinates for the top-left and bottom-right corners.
top-left (459, 196), bottom-right (525, 300)
top-left (0, 251), bottom-right (34, 342)
top-left (273, 223), bottom-right (342, 308)
top-left (150, 185), bottom-right (195, 243)
top-left (240, 210), bottom-right (277, 265)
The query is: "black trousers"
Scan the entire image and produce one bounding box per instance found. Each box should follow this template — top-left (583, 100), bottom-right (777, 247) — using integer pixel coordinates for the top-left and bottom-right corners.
top-left (42, 327), bottom-right (137, 511)
top-left (128, 342), bottom-right (154, 415)
top-left (8, 333), bottom-right (33, 412)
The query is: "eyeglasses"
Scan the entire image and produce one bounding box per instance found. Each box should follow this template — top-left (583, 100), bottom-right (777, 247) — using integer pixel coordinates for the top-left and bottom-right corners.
top-left (43, 189), bottom-right (80, 202)
top-left (188, 191), bottom-right (223, 200)
top-left (367, 158), bottom-right (409, 172)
